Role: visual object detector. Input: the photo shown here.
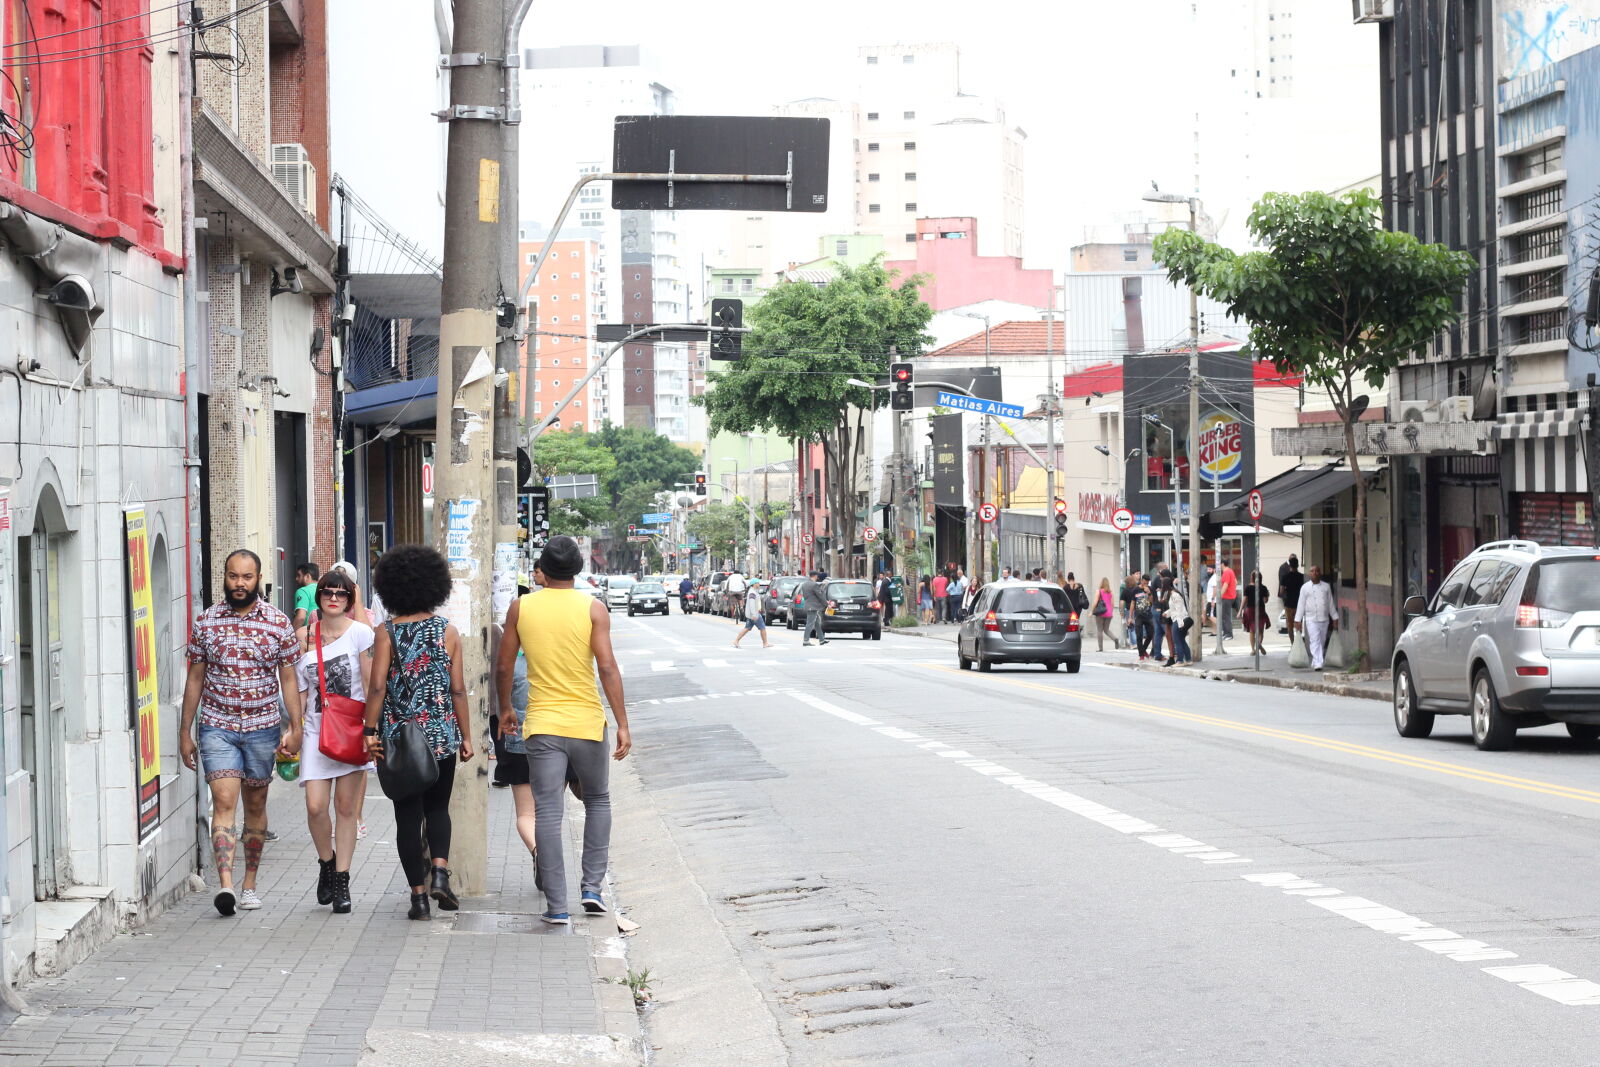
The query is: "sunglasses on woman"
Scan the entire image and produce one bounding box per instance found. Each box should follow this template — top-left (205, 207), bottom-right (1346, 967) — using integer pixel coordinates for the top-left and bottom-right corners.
top-left (320, 590), bottom-right (352, 602)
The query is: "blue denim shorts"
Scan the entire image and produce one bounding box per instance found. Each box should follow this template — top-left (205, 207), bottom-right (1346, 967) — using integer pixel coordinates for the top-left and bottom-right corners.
top-left (199, 722), bottom-right (279, 787)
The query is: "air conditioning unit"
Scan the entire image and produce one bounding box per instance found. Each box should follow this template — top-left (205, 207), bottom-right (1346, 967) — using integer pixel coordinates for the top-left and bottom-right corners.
top-left (1353, 0), bottom-right (1394, 21)
top-left (1399, 401), bottom-right (1442, 423)
top-left (271, 143), bottom-right (317, 216)
top-left (1438, 395), bottom-right (1475, 422)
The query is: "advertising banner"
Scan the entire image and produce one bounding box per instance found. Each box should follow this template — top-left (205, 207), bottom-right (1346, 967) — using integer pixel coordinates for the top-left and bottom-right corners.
top-left (124, 509), bottom-right (161, 843)
top-left (1197, 412), bottom-right (1244, 485)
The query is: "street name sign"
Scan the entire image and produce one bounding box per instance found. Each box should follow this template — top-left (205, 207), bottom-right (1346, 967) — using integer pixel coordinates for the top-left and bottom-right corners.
top-left (642, 512), bottom-right (672, 525)
top-left (978, 502), bottom-right (998, 523)
top-left (1111, 507), bottom-right (1134, 532)
top-left (936, 391), bottom-right (1025, 419)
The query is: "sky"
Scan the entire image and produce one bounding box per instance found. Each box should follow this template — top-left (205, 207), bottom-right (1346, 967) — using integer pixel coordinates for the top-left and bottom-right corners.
top-left (331, 0), bottom-right (1380, 268)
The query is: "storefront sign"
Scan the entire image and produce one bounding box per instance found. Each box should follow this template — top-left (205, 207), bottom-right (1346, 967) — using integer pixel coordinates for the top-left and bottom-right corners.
top-left (1077, 491), bottom-right (1123, 525)
top-left (1197, 412), bottom-right (1243, 485)
top-left (931, 414), bottom-right (963, 507)
top-left (124, 509), bottom-right (161, 843)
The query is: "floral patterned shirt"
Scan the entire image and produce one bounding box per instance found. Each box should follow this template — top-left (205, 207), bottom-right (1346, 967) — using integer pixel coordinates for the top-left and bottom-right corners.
top-left (382, 615), bottom-right (462, 758)
top-left (187, 599), bottom-right (299, 733)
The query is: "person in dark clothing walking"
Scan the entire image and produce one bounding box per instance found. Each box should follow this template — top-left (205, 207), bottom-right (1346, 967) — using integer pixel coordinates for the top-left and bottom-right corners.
top-left (1278, 554), bottom-right (1305, 636)
top-left (876, 572), bottom-right (894, 626)
top-left (363, 545), bottom-right (474, 921)
top-left (1132, 576), bottom-right (1156, 659)
top-left (799, 572), bottom-right (829, 646)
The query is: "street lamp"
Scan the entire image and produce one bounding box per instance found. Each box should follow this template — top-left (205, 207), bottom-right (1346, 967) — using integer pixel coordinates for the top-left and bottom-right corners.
top-left (1143, 413), bottom-right (1183, 572)
top-left (953, 310), bottom-right (993, 362)
top-left (1143, 185), bottom-right (1205, 661)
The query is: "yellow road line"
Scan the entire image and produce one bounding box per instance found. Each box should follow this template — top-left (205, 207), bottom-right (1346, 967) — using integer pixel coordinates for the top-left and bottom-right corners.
top-left (926, 665), bottom-right (1600, 807)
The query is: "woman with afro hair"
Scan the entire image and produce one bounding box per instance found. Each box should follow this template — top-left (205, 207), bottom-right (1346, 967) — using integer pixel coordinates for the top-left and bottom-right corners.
top-left (362, 544), bottom-right (474, 920)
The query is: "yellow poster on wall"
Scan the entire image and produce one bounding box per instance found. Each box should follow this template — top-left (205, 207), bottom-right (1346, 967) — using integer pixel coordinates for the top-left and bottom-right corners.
top-left (125, 509), bottom-right (161, 842)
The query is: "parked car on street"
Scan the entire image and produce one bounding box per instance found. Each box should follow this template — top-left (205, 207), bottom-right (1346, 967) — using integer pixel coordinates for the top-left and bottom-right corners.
top-left (1391, 539), bottom-right (1600, 750)
top-left (604, 575), bottom-right (636, 611)
top-left (575, 573), bottom-right (605, 600)
top-left (957, 580), bottom-right (1082, 672)
top-left (664, 574), bottom-right (687, 598)
top-left (767, 575), bottom-right (803, 625)
top-left (627, 582), bottom-right (670, 616)
top-left (818, 578), bottom-right (883, 639)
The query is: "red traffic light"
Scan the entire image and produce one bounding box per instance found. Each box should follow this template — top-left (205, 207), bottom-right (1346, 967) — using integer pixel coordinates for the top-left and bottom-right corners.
top-left (892, 366), bottom-right (912, 383)
top-left (1053, 498), bottom-right (1067, 516)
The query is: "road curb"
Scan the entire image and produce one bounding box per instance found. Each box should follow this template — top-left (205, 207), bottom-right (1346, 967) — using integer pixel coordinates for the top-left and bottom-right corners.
top-left (1103, 658), bottom-right (1390, 702)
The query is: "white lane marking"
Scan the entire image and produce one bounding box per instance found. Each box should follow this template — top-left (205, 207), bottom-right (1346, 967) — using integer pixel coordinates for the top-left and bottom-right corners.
top-left (788, 691), bottom-right (880, 726)
top-left (650, 661), bottom-right (676, 673)
top-left (703, 658), bottom-right (730, 668)
top-left (784, 689), bottom-right (1597, 1008)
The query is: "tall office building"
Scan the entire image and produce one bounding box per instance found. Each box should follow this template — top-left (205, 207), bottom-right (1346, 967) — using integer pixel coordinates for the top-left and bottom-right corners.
top-left (852, 43), bottom-right (1025, 260)
top-left (519, 225), bottom-right (604, 432)
top-left (522, 46), bottom-right (691, 440)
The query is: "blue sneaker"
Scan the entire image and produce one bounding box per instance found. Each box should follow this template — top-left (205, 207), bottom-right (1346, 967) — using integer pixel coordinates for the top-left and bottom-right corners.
top-left (581, 891), bottom-right (607, 914)
top-left (542, 911), bottom-right (570, 925)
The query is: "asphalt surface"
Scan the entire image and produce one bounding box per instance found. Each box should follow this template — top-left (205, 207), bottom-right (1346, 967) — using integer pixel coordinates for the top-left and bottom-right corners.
top-left (610, 605), bottom-right (1600, 1066)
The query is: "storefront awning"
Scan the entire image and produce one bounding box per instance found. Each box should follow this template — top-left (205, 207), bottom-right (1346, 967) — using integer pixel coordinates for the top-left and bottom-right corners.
top-left (1206, 463), bottom-right (1376, 532)
top-left (344, 375), bottom-right (437, 429)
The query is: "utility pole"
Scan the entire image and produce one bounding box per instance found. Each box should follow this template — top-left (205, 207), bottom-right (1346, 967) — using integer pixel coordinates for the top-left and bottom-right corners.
top-left (1045, 280), bottom-right (1061, 580)
top-left (495, 0), bottom-right (532, 583)
top-left (1187, 196), bottom-right (1204, 664)
top-left (434, 0), bottom-right (506, 895)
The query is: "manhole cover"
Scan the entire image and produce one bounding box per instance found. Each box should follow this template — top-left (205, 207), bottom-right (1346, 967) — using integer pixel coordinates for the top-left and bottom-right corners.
top-left (452, 911), bottom-right (541, 933)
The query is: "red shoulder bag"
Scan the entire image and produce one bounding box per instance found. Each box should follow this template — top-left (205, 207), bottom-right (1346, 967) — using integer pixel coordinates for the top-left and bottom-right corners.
top-left (315, 622), bottom-right (369, 766)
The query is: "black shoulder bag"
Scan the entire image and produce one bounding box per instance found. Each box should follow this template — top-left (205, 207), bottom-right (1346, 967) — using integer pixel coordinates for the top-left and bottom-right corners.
top-left (375, 622), bottom-right (441, 801)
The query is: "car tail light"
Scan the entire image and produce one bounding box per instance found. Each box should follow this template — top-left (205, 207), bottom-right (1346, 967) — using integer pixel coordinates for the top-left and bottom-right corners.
top-left (869, 600), bottom-right (881, 610)
top-left (984, 610), bottom-right (1000, 632)
top-left (1066, 612), bottom-right (1080, 632)
top-left (1515, 666), bottom-right (1550, 676)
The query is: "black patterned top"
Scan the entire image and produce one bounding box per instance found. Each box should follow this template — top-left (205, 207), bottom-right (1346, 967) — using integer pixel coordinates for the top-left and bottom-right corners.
top-left (381, 616), bottom-right (462, 758)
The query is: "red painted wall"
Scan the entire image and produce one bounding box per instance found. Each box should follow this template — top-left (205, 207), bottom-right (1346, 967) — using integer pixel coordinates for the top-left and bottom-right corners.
top-left (1, 0), bottom-right (166, 255)
top-left (883, 217), bottom-right (1053, 311)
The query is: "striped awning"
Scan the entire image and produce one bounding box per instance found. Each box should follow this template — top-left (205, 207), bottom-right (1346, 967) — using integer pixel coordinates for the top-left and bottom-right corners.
top-left (1495, 393), bottom-right (1590, 440)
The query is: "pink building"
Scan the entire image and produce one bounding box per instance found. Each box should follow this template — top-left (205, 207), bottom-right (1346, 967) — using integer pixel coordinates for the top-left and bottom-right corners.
top-left (884, 216), bottom-right (1054, 311)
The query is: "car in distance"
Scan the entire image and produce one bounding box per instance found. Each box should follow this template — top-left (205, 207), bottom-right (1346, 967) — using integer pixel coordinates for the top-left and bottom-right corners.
top-left (627, 582), bottom-right (670, 616)
top-left (767, 575), bottom-right (803, 625)
top-left (957, 580), bottom-right (1082, 672)
top-left (819, 579), bottom-right (882, 639)
top-left (604, 575), bottom-right (636, 611)
top-left (1391, 539), bottom-right (1600, 750)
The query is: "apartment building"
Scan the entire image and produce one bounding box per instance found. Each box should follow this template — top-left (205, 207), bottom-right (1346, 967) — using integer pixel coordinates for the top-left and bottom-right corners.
top-left (521, 227), bottom-right (605, 432)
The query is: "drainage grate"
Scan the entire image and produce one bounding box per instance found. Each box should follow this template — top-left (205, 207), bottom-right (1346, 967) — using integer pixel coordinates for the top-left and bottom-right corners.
top-left (451, 911), bottom-right (545, 934)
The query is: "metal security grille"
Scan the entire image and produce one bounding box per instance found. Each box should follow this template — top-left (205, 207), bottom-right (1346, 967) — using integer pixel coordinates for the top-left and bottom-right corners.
top-left (1510, 224), bottom-right (1566, 264)
top-left (1510, 184), bottom-right (1564, 222)
top-left (1513, 267), bottom-right (1566, 303)
top-left (1513, 309), bottom-right (1566, 344)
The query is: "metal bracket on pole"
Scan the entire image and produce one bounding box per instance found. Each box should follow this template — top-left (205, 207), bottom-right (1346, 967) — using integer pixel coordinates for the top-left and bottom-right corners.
top-left (438, 52), bottom-right (490, 67)
top-left (434, 104), bottom-right (504, 122)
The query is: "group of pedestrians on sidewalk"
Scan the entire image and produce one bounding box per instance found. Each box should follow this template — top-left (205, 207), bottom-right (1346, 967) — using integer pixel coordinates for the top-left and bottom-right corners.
top-left (178, 534), bottom-right (632, 928)
top-left (919, 564), bottom-right (970, 624)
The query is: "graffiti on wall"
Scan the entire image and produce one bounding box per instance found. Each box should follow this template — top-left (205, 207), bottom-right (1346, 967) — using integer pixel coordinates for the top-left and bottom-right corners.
top-left (1498, 0), bottom-right (1600, 77)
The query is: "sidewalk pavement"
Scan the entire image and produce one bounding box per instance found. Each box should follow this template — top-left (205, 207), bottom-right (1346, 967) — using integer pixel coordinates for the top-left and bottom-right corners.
top-left (887, 621), bottom-right (1390, 702)
top-left (0, 766), bottom-right (642, 1067)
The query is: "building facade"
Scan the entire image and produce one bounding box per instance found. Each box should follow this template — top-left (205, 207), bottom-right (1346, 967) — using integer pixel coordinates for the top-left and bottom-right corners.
top-left (520, 228), bottom-right (604, 432)
top-left (882, 217), bottom-right (1053, 311)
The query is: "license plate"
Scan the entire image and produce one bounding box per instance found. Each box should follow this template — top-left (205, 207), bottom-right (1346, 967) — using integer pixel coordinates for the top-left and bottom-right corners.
top-left (1020, 621), bottom-right (1048, 632)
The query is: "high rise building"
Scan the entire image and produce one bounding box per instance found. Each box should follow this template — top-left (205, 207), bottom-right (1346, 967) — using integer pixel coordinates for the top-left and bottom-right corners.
top-left (853, 43), bottom-right (1025, 260)
top-left (520, 226), bottom-right (605, 433)
top-left (522, 46), bottom-right (691, 441)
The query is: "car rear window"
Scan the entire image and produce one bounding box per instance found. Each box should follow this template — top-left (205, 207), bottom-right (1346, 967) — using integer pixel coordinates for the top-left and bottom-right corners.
top-left (994, 586), bottom-right (1071, 613)
top-left (828, 581), bottom-right (873, 599)
top-left (610, 577), bottom-right (635, 588)
top-left (1528, 559), bottom-right (1600, 614)
top-left (633, 584), bottom-right (663, 594)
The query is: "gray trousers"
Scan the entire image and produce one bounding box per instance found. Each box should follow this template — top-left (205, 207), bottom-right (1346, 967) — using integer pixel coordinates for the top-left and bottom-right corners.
top-left (1219, 598), bottom-right (1235, 640)
top-left (527, 731), bottom-right (612, 915)
top-left (803, 609), bottom-right (825, 643)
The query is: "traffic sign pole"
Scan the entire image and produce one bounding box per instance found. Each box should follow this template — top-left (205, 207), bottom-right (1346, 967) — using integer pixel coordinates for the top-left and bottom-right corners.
top-left (1248, 488), bottom-right (1264, 673)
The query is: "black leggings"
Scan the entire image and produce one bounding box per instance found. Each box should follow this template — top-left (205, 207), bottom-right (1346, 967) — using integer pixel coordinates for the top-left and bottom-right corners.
top-left (1135, 617), bottom-right (1156, 658)
top-left (394, 754), bottom-right (456, 888)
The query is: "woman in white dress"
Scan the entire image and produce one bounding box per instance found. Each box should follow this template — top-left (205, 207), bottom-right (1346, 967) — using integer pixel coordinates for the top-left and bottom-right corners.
top-left (294, 570), bottom-right (375, 913)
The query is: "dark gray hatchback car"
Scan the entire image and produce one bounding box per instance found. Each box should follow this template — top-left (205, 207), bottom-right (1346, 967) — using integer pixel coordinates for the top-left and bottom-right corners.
top-left (957, 581), bottom-right (1082, 672)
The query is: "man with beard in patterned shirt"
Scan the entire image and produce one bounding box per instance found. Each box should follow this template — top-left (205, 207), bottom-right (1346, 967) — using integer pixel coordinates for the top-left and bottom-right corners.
top-left (180, 549), bottom-right (303, 915)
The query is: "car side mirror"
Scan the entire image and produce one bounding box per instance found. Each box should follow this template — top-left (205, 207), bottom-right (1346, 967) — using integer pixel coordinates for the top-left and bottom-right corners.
top-left (1403, 594), bottom-right (1428, 619)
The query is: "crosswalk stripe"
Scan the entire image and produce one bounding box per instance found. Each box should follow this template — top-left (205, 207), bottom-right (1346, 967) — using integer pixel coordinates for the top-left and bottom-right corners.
top-left (650, 660), bottom-right (675, 672)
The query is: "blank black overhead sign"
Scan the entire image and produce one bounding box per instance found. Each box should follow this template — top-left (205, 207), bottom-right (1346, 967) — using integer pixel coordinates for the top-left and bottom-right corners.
top-left (611, 116), bottom-right (830, 212)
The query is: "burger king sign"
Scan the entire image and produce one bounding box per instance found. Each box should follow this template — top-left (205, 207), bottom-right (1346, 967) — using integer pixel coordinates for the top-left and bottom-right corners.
top-left (1196, 412), bottom-right (1243, 485)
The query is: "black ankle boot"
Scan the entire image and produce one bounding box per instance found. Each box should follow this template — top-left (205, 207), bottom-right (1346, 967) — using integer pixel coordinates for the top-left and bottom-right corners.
top-left (316, 857), bottom-right (334, 906)
top-left (331, 871), bottom-right (351, 914)
top-left (408, 891), bottom-right (430, 920)
top-left (430, 866), bottom-right (459, 911)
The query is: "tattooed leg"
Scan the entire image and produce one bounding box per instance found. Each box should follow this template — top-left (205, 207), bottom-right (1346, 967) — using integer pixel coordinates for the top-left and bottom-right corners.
top-left (241, 783), bottom-right (270, 891)
top-left (212, 826), bottom-right (238, 889)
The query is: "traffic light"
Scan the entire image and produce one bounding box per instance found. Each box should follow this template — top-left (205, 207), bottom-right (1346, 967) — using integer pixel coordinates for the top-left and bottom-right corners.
top-left (710, 298), bottom-right (743, 360)
top-left (1053, 497), bottom-right (1068, 541)
top-left (694, 471), bottom-right (707, 496)
top-left (890, 361), bottom-right (913, 411)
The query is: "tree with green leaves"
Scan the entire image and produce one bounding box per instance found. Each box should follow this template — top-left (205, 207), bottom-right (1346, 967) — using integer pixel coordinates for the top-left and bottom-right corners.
top-left (699, 258), bottom-right (933, 576)
top-left (1153, 189), bottom-right (1475, 665)
top-left (531, 429), bottom-right (616, 538)
top-left (686, 501), bottom-right (749, 565)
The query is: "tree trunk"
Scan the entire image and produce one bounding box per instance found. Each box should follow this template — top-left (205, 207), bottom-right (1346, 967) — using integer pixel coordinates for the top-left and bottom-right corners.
top-left (1344, 414), bottom-right (1371, 669)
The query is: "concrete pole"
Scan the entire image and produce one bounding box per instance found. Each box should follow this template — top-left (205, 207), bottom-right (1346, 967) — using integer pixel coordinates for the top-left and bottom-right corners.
top-left (433, 0), bottom-right (503, 896)
top-left (493, 1), bottom-right (522, 581)
top-left (1045, 281), bottom-right (1061, 579)
top-left (1187, 197), bottom-right (1204, 663)
top-left (745, 434), bottom-right (756, 574)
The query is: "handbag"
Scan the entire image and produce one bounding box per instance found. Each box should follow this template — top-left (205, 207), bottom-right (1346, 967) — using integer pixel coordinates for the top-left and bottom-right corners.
top-left (314, 621), bottom-right (369, 766)
top-left (375, 623), bottom-right (442, 801)
top-left (1093, 593), bottom-right (1110, 617)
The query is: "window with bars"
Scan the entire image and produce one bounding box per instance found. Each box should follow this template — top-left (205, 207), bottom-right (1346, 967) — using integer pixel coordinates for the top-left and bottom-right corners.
top-left (1510, 184), bottom-right (1563, 222)
top-left (1510, 224), bottom-right (1566, 264)
top-left (1509, 142), bottom-right (1563, 183)
top-left (1512, 267), bottom-right (1565, 303)
top-left (1511, 308), bottom-right (1566, 344)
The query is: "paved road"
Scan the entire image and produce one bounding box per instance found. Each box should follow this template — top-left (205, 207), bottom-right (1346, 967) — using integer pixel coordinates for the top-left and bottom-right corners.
top-left (613, 606), bottom-right (1600, 1066)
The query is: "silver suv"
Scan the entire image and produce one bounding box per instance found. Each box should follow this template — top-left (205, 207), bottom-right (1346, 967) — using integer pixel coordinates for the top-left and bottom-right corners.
top-left (1392, 540), bottom-right (1600, 750)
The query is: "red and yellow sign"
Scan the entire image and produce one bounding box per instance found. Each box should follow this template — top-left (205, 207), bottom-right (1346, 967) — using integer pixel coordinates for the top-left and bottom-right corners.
top-left (125, 510), bottom-right (161, 842)
top-left (1197, 412), bottom-right (1244, 485)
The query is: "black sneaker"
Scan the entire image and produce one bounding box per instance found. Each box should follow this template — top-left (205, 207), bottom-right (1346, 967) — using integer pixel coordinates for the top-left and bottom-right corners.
top-left (214, 888), bottom-right (236, 916)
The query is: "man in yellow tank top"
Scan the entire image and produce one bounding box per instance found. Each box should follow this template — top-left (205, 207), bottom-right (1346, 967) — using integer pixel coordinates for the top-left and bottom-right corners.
top-left (494, 536), bottom-right (632, 924)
